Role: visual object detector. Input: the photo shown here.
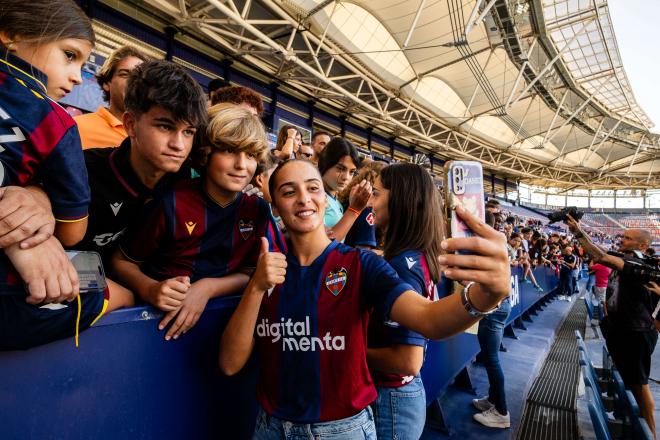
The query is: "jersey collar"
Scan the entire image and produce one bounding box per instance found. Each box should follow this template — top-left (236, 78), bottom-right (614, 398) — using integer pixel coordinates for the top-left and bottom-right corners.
top-left (0, 49), bottom-right (48, 93)
top-left (288, 240), bottom-right (339, 269)
top-left (97, 106), bottom-right (123, 128)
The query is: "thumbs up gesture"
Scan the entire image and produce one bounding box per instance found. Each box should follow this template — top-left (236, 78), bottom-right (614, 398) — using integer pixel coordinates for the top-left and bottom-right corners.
top-left (252, 237), bottom-right (287, 292)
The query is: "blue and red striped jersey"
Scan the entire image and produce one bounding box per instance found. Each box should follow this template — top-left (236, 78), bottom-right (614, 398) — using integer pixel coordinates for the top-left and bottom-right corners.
top-left (119, 179), bottom-right (285, 282)
top-left (255, 241), bottom-right (412, 423)
top-left (345, 207), bottom-right (377, 249)
top-left (368, 250), bottom-right (439, 388)
top-left (0, 52), bottom-right (90, 294)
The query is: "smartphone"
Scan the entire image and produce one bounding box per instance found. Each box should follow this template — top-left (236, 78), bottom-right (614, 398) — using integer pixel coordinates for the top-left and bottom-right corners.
top-left (444, 161), bottom-right (485, 243)
top-left (66, 251), bottom-right (107, 292)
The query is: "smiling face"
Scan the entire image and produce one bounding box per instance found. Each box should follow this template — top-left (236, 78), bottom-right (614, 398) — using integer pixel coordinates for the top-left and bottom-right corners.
top-left (4, 37), bottom-right (92, 100)
top-left (271, 161), bottom-right (326, 234)
top-left (206, 150), bottom-right (258, 196)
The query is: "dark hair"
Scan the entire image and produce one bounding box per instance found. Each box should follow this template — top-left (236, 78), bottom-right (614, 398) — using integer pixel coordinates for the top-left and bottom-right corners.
top-left (208, 78), bottom-right (225, 94)
top-left (486, 199), bottom-right (500, 208)
top-left (485, 211), bottom-right (496, 228)
top-left (211, 85), bottom-right (264, 115)
top-left (254, 152), bottom-right (282, 180)
top-left (510, 232), bottom-right (522, 241)
top-left (268, 159), bottom-right (321, 206)
top-left (521, 227), bottom-right (532, 234)
top-left (0, 0), bottom-right (94, 46)
top-left (312, 131), bottom-right (331, 142)
top-left (318, 137), bottom-right (360, 176)
top-left (380, 163), bottom-right (445, 283)
top-left (124, 60), bottom-right (207, 127)
top-left (95, 46), bottom-right (149, 102)
top-left (275, 125), bottom-right (299, 151)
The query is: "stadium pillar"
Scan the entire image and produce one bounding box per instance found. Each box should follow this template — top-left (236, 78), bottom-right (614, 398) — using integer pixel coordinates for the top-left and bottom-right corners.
top-left (164, 26), bottom-right (177, 61)
top-left (504, 178), bottom-right (508, 199)
top-left (366, 127), bottom-right (373, 152)
top-left (267, 82), bottom-right (279, 131)
top-left (491, 173), bottom-right (495, 196)
top-left (588, 190), bottom-right (591, 209)
top-left (389, 137), bottom-right (395, 160)
top-left (307, 100), bottom-right (315, 130)
top-left (339, 115), bottom-right (346, 137)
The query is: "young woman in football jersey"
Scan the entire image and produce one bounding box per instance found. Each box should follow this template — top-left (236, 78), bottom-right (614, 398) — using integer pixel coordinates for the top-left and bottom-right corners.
top-left (367, 162), bottom-right (446, 439)
top-left (317, 138), bottom-right (371, 242)
top-left (219, 159), bottom-right (511, 439)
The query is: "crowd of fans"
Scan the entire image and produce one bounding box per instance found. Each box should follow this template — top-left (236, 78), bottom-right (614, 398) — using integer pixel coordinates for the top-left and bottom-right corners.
top-left (1, 1), bottom-right (658, 438)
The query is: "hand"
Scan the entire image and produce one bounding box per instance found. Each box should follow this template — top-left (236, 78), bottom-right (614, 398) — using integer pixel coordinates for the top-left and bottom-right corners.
top-left (646, 281), bottom-right (660, 297)
top-left (0, 186), bottom-right (55, 249)
top-left (348, 180), bottom-right (372, 212)
top-left (4, 236), bottom-right (79, 304)
top-left (159, 280), bottom-right (210, 340)
top-left (286, 128), bottom-right (298, 138)
top-left (242, 184), bottom-right (263, 198)
top-left (437, 205), bottom-right (511, 301)
top-left (147, 276), bottom-right (190, 311)
top-left (325, 226), bottom-right (336, 240)
top-left (564, 214), bottom-right (581, 235)
top-left (251, 237), bottom-right (286, 292)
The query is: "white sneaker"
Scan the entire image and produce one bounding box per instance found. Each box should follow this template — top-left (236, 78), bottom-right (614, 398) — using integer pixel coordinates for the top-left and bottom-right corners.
top-left (558, 295), bottom-right (566, 301)
top-left (591, 319), bottom-right (600, 326)
top-left (472, 396), bottom-right (494, 412)
top-left (473, 406), bottom-right (510, 428)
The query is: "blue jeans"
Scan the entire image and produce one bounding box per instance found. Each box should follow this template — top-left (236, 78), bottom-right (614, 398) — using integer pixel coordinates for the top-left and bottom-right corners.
top-left (585, 274), bottom-right (595, 295)
top-left (477, 299), bottom-right (512, 414)
top-left (252, 407), bottom-right (376, 440)
top-left (559, 270), bottom-right (572, 296)
top-left (371, 376), bottom-right (426, 440)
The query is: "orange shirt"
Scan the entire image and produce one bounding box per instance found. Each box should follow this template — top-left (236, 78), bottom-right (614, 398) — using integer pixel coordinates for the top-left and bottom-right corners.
top-left (74, 106), bottom-right (127, 149)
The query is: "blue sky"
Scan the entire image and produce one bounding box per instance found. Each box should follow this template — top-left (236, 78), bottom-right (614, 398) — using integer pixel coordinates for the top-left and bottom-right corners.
top-left (608, 0), bottom-right (660, 132)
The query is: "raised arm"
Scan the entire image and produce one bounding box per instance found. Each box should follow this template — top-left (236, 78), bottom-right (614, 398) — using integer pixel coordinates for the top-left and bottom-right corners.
top-left (564, 214), bottom-right (623, 271)
top-left (327, 180), bottom-right (371, 242)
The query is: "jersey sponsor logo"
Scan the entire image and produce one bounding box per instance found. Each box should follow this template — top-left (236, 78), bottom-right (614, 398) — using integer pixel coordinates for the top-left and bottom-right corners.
top-left (325, 267), bottom-right (347, 296)
top-left (185, 221), bottom-right (197, 235)
top-left (365, 212), bottom-right (374, 226)
top-left (110, 202), bottom-right (123, 216)
top-left (92, 229), bottom-right (125, 247)
top-left (238, 219), bottom-right (254, 240)
top-left (406, 256), bottom-right (417, 269)
top-left (256, 316), bottom-right (345, 351)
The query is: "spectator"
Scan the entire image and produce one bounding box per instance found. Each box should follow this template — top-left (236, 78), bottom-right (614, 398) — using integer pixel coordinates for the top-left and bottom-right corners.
top-left (207, 78), bottom-right (225, 106)
top-left (273, 124), bottom-right (301, 160)
top-left (318, 138), bottom-right (371, 242)
top-left (112, 103), bottom-right (284, 340)
top-left (558, 246), bottom-right (576, 301)
top-left (590, 261), bottom-right (612, 325)
top-left (251, 153), bottom-right (282, 204)
top-left (310, 130), bottom-right (331, 165)
top-left (75, 46), bottom-right (148, 149)
top-left (295, 143), bottom-right (314, 161)
top-left (566, 216), bottom-right (658, 437)
top-left (211, 84), bottom-right (264, 116)
top-left (77, 60), bottom-right (207, 307)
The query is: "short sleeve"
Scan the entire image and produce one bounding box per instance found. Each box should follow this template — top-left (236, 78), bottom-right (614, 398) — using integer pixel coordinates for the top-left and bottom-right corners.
top-left (359, 250), bottom-right (413, 321)
top-left (346, 208), bottom-right (377, 248)
top-left (118, 195), bottom-right (169, 263)
top-left (41, 124), bottom-right (90, 221)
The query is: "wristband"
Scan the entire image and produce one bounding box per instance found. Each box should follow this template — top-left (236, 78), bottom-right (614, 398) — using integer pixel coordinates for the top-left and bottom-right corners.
top-left (461, 282), bottom-right (497, 317)
top-left (347, 206), bottom-right (361, 216)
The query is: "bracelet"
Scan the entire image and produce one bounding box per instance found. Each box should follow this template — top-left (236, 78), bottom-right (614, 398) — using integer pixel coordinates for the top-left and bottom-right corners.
top-left (461, 282), bottom-right (497, 317)
top-left (347, 206), bottom-right (361, 216)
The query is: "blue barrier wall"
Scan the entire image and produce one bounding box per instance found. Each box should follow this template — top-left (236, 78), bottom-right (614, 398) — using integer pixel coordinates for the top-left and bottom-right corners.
top-left (0, 267), bottom-right (559, 439)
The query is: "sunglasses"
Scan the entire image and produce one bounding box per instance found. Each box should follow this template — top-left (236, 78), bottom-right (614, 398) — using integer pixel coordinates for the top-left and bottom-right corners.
top-left (298, 152), bottom-right (313, 158)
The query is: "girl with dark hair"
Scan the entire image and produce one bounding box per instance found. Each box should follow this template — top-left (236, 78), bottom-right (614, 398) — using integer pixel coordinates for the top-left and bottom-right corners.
top-left (219, 159), bottom-right (511, 439)
top-left (0, 0), bottom-right (118, 349)
top-left (317, 138), bottom-right (371, 242)
top-left (274, 124), bottom-right (301, 160)
top-left (368, 163), bottom-right (447, 439)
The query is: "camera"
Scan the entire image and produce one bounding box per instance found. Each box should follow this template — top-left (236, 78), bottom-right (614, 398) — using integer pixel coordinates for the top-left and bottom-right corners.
top-left (624, 256), bottom-right (660, 285)
top-left (547, 206), bottom-right (584, 224)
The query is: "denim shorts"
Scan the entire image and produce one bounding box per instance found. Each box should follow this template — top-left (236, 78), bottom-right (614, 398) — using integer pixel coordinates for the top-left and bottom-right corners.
top-left (253, 406), bottom-right (376, 440)
top-left (371, 376), bottom-right (426, 440)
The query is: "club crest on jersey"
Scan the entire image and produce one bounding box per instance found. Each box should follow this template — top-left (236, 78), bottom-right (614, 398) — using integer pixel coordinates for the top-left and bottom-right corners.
top-left (366, 211), bottom-right (375, 226)
top-left (185, 221), bottom-right (197, 235)
top-left (325, 268), bottom-right (347, 296)
top-left (238, 220), bottom-right (254, 240)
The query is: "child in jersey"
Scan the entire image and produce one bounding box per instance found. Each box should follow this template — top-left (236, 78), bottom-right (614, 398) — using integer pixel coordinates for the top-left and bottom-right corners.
top-left (318, 138), bottom-right (372, 242)
top-left (112, 103), bottom-right (284, 340)
top-left (219, 159), bottom-right (511, 439)
top-left (368, 162), bottom-right (448, 439)
top-left (339, 159), bottom-right (386, 252)
top-left (0, 0), bottom-right (125, 350)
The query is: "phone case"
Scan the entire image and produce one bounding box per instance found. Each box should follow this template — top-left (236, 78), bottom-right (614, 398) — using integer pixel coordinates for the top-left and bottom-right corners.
top-left (444, 161), bottom-right (485, 241)
top-left (65, 251), bottom-right (108, 292)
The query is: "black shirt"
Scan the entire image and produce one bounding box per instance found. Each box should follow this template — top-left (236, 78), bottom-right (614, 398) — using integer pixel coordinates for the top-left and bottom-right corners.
top-left (75, 138), bottom-right (190, 267)
top-left (561, 254), bottom-right (576, 272)
top-left (605, 256), bottom-right (658, 332)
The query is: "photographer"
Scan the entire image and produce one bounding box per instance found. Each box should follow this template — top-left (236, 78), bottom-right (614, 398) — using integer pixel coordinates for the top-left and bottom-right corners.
top-left (565, 215), bottom-right (658, 438)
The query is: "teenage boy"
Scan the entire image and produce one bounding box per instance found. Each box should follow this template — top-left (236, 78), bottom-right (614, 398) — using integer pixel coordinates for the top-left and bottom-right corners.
top-left (111, 103), bottom-right (284, 340)
top-left (75, 46), bottom-right (148, 149)
top-left (76, 60), bottom-right (208, 303)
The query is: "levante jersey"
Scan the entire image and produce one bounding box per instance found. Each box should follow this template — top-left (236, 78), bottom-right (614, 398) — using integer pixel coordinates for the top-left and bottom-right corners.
top-left (368, 250), bottom-right (439, 388)
top-left (119, 179), bottom-right (285, 282)
top-left (345, 207), bottom-right (377, 248)
top-left (255, 241), bottom-right (413, 423)
top-left (77, 138), bottom-right (190, 266)
top-left (0, 52), bottom-right (89, 294)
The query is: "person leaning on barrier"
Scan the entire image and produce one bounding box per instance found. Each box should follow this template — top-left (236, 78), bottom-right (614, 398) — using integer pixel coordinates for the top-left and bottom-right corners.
top-left (564, 214), bottom-right (659, 438)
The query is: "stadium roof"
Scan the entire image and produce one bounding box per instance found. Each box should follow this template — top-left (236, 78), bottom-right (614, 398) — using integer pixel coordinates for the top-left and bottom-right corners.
top-left (117, 0), bottom-right (659, 189)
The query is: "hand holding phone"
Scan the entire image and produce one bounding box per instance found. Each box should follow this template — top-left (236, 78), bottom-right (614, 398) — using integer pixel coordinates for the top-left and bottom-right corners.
top-left (444, 161), bottom-right (485, 249)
